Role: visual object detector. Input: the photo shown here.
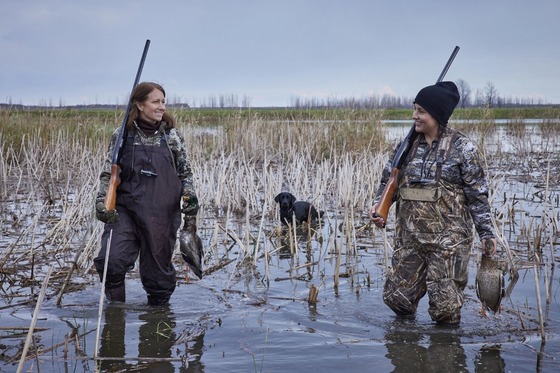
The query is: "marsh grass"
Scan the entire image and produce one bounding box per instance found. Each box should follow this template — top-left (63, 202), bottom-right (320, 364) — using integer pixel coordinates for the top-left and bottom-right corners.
top-left (1, 109), bottom-right (108, 301)
top-left (1, 107), bottom-right (559, 324)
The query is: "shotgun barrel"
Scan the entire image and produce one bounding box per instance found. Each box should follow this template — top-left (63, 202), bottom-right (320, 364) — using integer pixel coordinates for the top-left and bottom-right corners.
top-left (373, 46), bottom-right (460, 223)
top-left (104, 39), bottom-right (151, 210)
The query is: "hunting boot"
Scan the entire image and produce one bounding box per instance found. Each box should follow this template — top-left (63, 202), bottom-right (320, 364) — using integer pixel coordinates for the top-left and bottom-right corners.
top-left (105, 284), bottom-right (126, 303)
top-left (147, 292), bottom-right (170, 307)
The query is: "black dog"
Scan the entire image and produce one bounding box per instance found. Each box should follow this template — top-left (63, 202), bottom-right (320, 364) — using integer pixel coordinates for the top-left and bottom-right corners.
top-left (274, 192), bottom-right (323, 226)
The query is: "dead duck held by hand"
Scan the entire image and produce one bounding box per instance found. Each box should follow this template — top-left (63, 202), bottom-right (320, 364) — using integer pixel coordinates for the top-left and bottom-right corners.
top-left (180, 215), bottom-right (203, 281)
top-left (475, 241), bottom-right (504, 317)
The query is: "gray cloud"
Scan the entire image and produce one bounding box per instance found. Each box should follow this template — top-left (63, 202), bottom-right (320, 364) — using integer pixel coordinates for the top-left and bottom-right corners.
top-left (2, 0), bottom-right (559, 106)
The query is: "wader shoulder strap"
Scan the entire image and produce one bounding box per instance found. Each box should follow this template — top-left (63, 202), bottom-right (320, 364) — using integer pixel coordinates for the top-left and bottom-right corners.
top-left (400, 134), bottom-right (423, 176)
top-left (435, 129), bottom-right (460, 181)
top-left (162, 125), bottom-right (177, 173)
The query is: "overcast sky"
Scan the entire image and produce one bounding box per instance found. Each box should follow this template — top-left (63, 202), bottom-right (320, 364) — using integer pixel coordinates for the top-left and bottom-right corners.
top-left (2, 0), bottom-right (559, 107)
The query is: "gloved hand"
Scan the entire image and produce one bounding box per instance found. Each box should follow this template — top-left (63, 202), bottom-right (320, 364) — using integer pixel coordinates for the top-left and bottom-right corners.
top-left (95, 202), bottom-right (119, 223)
top-left (182, 194), bottom-right (199, 216)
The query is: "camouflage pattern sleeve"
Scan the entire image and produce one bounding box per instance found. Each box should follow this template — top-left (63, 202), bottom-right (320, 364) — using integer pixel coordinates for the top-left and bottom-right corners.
top-left (167, 128), bottom-right (196, 197)
top-left (456, 135), bottom-right (495, 240)
top-left (96, 127), bottom-right (120, 204)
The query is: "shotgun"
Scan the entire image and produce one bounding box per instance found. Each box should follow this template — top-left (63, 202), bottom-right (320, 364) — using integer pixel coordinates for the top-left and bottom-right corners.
top-left (373, 46), bottom-right (460, 223)
top-left (104, 39), bottom-right (151, 211)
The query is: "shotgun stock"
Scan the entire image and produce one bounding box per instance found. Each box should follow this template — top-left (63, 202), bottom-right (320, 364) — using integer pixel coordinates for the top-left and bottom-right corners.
top-left (375, 168), bottom-right (399, 221)
top-left (104, 39), bottom-right (150, 211)
top-left (373, 46), bottom-right (460, 223)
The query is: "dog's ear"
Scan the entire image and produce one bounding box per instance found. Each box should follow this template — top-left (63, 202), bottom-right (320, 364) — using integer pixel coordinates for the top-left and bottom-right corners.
top-left (274, 193), bottom-right (281, 203)
top-left (290, 194), bottom-right (296, 203)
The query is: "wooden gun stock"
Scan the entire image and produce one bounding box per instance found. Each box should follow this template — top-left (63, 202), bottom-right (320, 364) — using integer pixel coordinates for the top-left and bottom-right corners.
top-left (104, 164), bottom-right (121, 211)
top-left (375, 168), bottom-right (399, 222)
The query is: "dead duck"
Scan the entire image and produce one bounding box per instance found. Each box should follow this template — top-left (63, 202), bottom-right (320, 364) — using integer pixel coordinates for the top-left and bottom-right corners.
top-left (475, 241), bottom-right (504, 317)
top-left (180, 215), bottom-right (204, 281)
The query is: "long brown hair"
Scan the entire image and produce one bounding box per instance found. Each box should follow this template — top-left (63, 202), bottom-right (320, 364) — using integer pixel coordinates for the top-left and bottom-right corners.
top-left (126, 82), bottom-right (176, 129)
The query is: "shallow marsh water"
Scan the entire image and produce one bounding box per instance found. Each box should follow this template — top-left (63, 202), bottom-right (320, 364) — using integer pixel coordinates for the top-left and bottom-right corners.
top-left (2, 214), bottom-right (559, 372)
top-left (1, 120), bottom-right (559, 372)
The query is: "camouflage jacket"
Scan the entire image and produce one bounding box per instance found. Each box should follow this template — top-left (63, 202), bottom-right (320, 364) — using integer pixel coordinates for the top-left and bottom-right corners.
top-left (96, 122), bottom-right (196, 203)
top-left (374, 126), bottom-right (494, 240)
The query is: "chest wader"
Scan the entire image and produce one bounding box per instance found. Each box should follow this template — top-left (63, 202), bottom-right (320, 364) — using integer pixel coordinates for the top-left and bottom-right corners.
top-left (94, 129), bottom-right (182, 305)
top-left (383, 130), bottom-right (473, 324)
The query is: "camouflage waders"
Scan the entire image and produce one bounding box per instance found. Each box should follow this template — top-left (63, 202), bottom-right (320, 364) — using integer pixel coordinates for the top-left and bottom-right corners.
top-left (382, 129), bottom-right (474, 324)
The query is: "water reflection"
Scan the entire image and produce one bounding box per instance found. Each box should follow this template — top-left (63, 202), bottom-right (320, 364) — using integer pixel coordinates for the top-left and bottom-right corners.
top-left (138, 306), bottom-right (176, 372)
top-left (98, 305), bottom-right (206, 372)
top-left (180, 331), bottom-right (206, 373)
top-left (273, 223), bottom-right (322, 261)
top-left (99, 305), bottom-right (130, 372)
top-left (385, 323), bottom-right (468, 373)
top-left (385, 321), bottom-right (509, 372)
top-left (474, 345), bottom-right (505, 372)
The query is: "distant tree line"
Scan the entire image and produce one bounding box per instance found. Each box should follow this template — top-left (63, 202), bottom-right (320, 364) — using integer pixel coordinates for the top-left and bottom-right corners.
top-left (188, 93), bottom-right (252, 109)
top-left (290, 80), bottom-right (552, 110)
top-left (1, 79), bottom-right (554, 109)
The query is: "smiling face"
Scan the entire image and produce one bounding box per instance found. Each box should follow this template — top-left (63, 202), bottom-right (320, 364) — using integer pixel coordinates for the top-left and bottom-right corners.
top-left (412, 103), bottom-right (439, 142)
top-left (137, 88), bottom-right (166, 124)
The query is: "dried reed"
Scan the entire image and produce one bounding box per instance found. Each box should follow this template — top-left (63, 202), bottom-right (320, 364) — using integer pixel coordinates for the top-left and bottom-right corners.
top-left (2, 107), bottom-right (559, 347)
top-left (16, 266), bottom-right (52, 373)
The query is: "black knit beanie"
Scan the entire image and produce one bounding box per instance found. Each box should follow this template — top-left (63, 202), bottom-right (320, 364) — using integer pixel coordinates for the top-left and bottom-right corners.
top-left (413, 81), bottom-right (460, 126)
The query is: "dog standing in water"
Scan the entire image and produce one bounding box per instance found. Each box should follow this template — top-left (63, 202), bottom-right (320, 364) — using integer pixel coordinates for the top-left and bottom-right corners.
top-left (274, 192), bottom-right (323, 226)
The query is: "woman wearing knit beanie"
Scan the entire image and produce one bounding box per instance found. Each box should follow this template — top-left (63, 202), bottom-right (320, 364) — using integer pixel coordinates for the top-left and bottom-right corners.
top-left (370, 81), bottom-right (497, 325)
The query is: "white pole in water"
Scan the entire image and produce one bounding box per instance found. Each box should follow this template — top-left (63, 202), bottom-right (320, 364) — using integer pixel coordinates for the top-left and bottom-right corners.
top-left (94, 229), bottom-right (113, 359)
top-left (17, 266), bottom-right (53, 373)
